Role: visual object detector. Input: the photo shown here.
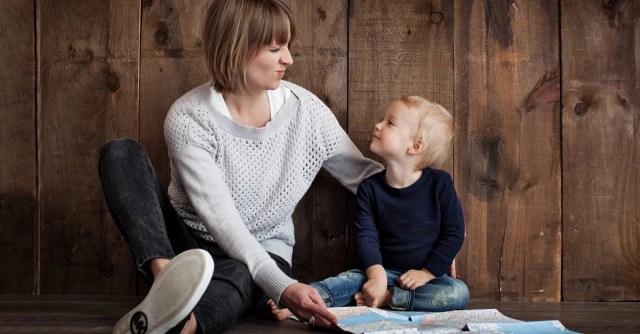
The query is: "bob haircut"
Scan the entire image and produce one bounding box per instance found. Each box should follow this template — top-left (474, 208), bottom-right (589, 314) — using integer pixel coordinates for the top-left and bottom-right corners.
top-left (203, 0), bottom-right (295, 93)
top-left (398, 96), bottom-right (454, 170)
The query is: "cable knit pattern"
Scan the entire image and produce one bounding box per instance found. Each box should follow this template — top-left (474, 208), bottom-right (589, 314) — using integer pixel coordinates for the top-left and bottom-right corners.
top-left (164, 80), bottom-right (383, 303)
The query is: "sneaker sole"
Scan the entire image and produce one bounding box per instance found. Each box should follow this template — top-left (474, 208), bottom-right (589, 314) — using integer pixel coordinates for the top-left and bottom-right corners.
top-left (113, 249), bottom-right (214, 334)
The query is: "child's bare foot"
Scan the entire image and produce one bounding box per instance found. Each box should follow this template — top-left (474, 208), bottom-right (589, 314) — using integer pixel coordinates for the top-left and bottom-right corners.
top-left (267, 299), bottom-right (294, 321)
top-left (354, 290), bottom-right (392, 308)
top-left (354, 292), bottom-right (366, 306)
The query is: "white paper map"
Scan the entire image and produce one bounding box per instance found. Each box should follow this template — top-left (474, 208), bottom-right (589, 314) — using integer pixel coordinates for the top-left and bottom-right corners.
top-left (324, 307), bottom-right (580, 334)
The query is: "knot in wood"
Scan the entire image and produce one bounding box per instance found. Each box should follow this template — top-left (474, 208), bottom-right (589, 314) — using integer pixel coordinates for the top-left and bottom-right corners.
top-left (317, 8), bottom-right (327, 20)
top-left (155, 26), bottom-right (169, 45)
top-left (575, 102), bottom-right (589, 116)
top-left (602, 0), bottom-right (619, 10)
top-left (105, 73), bottom-right (120, 92)
top-left (430, 11), bottom-right (444, 24)
top-left (101, 260), bottom-right (114, 277)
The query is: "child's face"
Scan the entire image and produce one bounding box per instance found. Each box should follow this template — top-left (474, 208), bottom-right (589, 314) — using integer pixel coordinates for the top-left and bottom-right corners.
top-left (370, 101), bottom-right (420, 161)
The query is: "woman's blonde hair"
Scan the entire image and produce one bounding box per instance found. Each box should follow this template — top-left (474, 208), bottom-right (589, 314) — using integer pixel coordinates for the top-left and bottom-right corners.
top-left (203, 0), bottom-right (295, 93)
top-left (398, 96), bottom-right (453, 170)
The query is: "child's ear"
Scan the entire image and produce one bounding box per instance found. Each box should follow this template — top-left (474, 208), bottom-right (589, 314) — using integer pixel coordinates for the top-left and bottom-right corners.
top-left (408, 139), bottom-right (425, 155)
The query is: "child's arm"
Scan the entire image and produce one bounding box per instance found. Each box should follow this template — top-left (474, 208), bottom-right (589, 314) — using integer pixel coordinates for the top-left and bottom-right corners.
top-left (361, 264), bottom-right (388, 307)
top-left (422, 174), bottom-right (465, 277)
top-left (354, 179), bottom-right (390, 307)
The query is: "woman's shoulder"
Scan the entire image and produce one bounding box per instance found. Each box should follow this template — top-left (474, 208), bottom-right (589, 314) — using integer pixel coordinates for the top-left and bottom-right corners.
top-left (164, 81), bottom-right (217, 152)
top-left (169, 81), bottom-right (214, 115)
top-left (281, 80), bottom-right (326, 108)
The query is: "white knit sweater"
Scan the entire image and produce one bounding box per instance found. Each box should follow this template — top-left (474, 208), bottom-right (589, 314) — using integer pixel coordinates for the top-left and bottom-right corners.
top-left (164, 80), bottom-right (383, 303)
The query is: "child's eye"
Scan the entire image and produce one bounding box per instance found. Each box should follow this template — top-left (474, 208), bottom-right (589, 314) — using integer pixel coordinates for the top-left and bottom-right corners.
top-left (270, 48), bottom-right (280, 52)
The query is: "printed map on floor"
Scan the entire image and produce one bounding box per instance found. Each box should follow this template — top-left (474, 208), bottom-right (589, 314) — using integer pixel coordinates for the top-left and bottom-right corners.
top-left (324, 307), bottom-right (580, 334)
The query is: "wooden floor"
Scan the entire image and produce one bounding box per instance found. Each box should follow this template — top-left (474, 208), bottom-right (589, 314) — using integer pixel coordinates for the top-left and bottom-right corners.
top-left (0, 295), bottom-right (638, 333)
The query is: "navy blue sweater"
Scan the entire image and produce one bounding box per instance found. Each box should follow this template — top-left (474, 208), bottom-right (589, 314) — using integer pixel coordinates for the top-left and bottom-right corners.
top-left (354, 168), bottom-right (465, 277)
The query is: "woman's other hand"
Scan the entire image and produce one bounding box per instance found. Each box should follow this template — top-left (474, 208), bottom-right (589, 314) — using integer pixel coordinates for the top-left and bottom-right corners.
top-left (279, 282), bottom-right (338, 328)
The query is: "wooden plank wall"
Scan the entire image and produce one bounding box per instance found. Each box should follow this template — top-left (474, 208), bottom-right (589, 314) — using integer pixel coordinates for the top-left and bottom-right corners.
top-left (561, 0), bottom-right (640, 301)
top-left (454, 0), bottom-right (561, 301)
top-left (0, 0), bottom-right (637, 302)
top-left (0, 0), bottom-right (36, 294)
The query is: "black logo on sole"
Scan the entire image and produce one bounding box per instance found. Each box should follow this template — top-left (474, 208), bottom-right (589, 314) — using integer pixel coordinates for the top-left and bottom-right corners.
top-left (130, 311), bottom-right (148, 334)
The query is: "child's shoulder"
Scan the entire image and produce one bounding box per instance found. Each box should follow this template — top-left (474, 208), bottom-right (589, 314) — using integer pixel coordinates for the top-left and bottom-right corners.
top-left (357, 169), bottom-right (386, 190)
top-left (423, 168), bottom-right (455, 187)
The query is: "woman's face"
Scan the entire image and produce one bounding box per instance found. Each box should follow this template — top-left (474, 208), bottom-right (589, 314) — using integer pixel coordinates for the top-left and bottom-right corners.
top-left (244, 41), bottom-right (293, 92)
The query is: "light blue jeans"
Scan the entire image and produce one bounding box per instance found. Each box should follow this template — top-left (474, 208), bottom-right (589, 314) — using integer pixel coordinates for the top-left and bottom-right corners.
top-left (310, 269), bottom-right (469, 312)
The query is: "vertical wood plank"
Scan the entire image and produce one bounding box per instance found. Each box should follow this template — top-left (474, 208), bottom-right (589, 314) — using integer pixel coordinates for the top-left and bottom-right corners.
top-left (138, 0), bottom-right (209, 294)
top-left (139, 0), bottom-right (210, 187)
top-left (0, 0), bottom-right (36, 294)
top-left (454, 0), bottom-right (561, 300)
top-left (349, 0), bottom-right (454, 161)
top-left (38, 0), bottom-right (139, 294)
top-left (282, 0), bottom-right (349, 282)
top-left (561, 0), bottom-right (640, 301)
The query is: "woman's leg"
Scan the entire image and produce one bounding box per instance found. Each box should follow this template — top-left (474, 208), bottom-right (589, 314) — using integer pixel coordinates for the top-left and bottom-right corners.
top-left (99, 138), bottom-right (200, 282)
top-left (100, 139), bottom-right (210, 334)
top-left (309, 269), bottom-right (367, 307)
top-left (385, 270), bottom-right (469, 312)
top-left (194, 247), bottom-right (293, 333)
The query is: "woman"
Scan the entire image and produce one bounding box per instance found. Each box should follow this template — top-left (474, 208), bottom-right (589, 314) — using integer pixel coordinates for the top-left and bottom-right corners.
top-left (99, 0), bottom-right (382, 333)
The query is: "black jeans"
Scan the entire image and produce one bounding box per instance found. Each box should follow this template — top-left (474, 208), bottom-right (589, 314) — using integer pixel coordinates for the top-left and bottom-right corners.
top-left (99, 139), bottom-right (291, 333)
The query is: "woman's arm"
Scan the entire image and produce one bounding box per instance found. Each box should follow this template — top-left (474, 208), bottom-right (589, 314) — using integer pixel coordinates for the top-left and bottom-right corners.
top-left (322, 130), bottom-right (384, 194)
top-left (171, 144), bottom-right (297, 303)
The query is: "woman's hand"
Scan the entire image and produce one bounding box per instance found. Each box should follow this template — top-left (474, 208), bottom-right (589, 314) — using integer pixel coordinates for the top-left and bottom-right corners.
top-left (397, 269), bottom-right (435, 290)
top-left (279, 282), bottom-right (338, 328)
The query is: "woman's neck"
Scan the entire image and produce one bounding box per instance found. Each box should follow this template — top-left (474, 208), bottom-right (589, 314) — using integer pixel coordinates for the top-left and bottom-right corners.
top-left (384, 160), bottom-right (422, 188)
top-left (222, 89), bottom-right (271, 128)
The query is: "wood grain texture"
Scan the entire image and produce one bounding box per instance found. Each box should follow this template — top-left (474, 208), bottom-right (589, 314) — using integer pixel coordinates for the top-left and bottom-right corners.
top-left (38, 0), bottom-right (139, 294)
top-left (0, 0), bottom-right (36, 294)
top-left (348, 0), bottom-right (454, 160)
top-left (561, 0), bottom-right (640, 301)
top-left (139, 0), bottom-right (210, 186)
top-left (283, 0), bottom-right (350, 282)
top-left (454, 0), bottom-right (561, 301)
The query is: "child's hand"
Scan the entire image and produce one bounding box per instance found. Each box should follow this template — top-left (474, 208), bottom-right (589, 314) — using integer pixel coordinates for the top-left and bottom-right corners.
top-left (361, 277), bottom-right (388, 307)
top-left (398, 269), bottom-right (435, 290)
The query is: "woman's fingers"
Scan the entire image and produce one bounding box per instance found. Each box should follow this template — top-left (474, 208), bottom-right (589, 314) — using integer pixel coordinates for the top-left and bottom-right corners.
top-left (308, 289), bottom-right (338, 326)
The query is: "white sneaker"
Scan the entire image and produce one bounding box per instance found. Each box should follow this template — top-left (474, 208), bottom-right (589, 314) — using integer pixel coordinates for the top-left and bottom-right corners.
top-left (113, 249), bottom-right (214, 334)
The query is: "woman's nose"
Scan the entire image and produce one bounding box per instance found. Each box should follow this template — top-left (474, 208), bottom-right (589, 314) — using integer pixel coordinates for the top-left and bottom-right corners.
top-left (281, 47), bottom-right (293, 66)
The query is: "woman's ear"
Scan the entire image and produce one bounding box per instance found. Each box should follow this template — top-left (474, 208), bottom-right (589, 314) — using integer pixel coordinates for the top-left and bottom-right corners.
top-left (408, 139), bottom-right (425, 155)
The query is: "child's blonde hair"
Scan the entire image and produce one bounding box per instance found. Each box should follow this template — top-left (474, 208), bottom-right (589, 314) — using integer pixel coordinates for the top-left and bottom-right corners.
top-left (398, 95), bottom-right (453, 170)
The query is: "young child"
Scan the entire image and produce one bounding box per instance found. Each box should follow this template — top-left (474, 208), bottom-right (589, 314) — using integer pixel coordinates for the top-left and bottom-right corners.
top-left (271, 96), bottom-right (468, 322)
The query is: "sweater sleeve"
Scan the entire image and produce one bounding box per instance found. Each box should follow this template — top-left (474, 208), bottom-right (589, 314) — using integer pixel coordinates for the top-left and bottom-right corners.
top-left (423, 174), bottom-right (465, 277)
top-left (354, 181), bottom-right (383, 270)
top-left (165, 102), bottom-right (296, 304)
top-left (316, 103), bottom-right (383, 193)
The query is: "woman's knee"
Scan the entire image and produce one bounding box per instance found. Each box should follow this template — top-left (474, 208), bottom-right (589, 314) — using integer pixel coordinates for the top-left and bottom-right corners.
top-left (99, 139), bottom-right (148, 173)
top-left (100, 138), bottom-right (144, 162)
